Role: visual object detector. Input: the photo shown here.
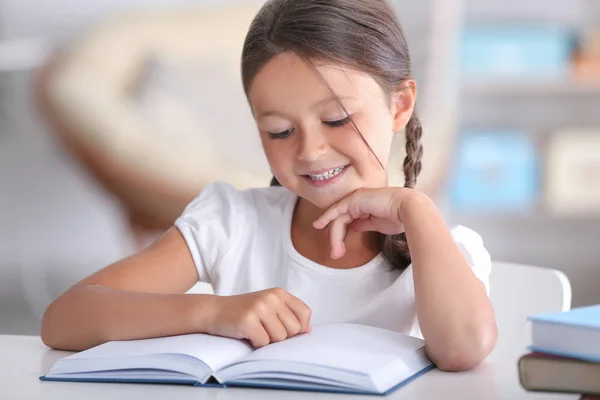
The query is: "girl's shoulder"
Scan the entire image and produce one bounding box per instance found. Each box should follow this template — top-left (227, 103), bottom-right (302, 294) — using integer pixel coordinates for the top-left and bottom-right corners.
top-left (174, 181), bottom-right (295, 282)
top-left (449, 225), bottom-right (490, 266)
top-left (192, 180), bottom-right (293, 207)
top-left (449, 225), bottom-right (492, 294)
top-left (177, 180), bottom-right (294, 227)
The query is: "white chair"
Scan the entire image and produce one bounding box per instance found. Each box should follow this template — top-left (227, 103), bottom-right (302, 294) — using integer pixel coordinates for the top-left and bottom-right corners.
top-left (487, 261), bottom-right (571, 361)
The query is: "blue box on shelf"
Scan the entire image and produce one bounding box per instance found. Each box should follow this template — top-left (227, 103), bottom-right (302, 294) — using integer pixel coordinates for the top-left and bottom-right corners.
top-left (448, 130), bottom-right (539, 213)
top-left (460, 26), bottom-right (574, 80)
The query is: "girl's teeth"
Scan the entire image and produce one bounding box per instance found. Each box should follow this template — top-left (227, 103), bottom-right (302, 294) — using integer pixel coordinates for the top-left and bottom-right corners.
top-left (309, 166), bottom-right (345, 180)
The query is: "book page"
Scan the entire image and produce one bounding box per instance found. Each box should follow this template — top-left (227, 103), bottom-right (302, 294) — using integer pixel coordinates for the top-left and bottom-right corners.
top-left (245, 323), bottom-right (424, 369)
top-left (217, 323), bottom-right (429, 389)
top-left (61, 333), bottom-right (254, 373)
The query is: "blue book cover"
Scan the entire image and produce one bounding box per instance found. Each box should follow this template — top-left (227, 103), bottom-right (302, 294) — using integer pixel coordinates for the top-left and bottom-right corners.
top-left (39, 364), bottom-right (436, 396)
top-left (528, 305), bottom-right (600, 329)
top-left (528, 305), bottom-right (600, 362)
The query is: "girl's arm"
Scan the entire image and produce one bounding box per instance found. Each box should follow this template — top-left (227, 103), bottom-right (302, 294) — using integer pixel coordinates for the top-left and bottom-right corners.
top-left (40, 228), bottom-right (215, 351)
top-left (313, 188), bottom-right (497, 371)
top-left (41, 228), bottom-right (312, 352)
top-left (400, 192), bottom-right (498, 371)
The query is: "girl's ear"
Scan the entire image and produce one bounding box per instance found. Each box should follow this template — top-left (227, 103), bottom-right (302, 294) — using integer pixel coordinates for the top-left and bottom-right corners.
top-left (391, 80), bottom-right (417, 132)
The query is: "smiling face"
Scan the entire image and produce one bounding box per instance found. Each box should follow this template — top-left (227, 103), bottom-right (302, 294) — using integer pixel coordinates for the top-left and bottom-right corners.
top-left (247, 52), bottom-right (414, 210)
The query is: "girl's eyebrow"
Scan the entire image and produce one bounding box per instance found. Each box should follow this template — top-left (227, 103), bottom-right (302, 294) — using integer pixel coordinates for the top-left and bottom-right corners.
top-left (256, 95), bottom-right (356, 121)
top-left (255, 110), bottom-right (286, 121)
top-left (312, 95), bottom-right (356, 109)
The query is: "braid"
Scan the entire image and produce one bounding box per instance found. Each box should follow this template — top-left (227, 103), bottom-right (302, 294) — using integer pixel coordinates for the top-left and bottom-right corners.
top-left (382, 112), bottom-right (424, 271)
top-left (403, 112), bottom-right (424, 189)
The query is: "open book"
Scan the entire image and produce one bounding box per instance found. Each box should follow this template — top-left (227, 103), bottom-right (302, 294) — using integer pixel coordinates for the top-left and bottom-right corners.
top-left (41, 323), bottom-right (434, 395)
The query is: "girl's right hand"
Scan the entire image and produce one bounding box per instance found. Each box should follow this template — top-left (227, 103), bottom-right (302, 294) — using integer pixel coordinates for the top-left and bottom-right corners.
top-left (205, 288), bottom-right (312, 348)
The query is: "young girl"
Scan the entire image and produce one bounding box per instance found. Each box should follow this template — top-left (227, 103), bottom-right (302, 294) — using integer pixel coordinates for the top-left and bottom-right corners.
top-left (41, 0), bottom-right (497, 371)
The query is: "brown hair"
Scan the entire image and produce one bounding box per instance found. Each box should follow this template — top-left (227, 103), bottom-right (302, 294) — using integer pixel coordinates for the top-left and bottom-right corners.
top-left (241, 0), bottom-right (423, 270)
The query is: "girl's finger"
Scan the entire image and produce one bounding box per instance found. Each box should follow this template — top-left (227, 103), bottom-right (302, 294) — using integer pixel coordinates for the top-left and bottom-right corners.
top-left (261, 314), bottom-right (289, 343)
top-left (276, 305), bottom-right (302, 337)
top-left (246, 317), bottom-right (271, 348)
top-left (329, 214), bottom-right (352, 259)
top-left (349, 218), bottom-right (374, 232)
top-left (313, 200), bottom-right (350, 230)
top-left (282, 292), bottom-right (313, 334)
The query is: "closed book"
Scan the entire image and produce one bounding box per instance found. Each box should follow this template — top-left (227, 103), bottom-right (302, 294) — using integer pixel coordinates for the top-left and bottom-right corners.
top-left (518, 352), bottom-right (600, 395)
top-left (528, 305), bottom-right (600, 362)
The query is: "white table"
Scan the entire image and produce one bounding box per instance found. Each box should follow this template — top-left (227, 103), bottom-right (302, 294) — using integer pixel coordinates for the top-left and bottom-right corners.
top-left (0, 334), bottom-right (579, 400)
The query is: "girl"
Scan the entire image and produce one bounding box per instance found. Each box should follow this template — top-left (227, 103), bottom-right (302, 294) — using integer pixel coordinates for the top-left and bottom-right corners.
top-left (41, 0), bottom-right (497, 371)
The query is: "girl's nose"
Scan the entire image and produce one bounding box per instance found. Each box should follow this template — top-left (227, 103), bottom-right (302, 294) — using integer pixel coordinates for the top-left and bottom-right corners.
top-left (296, 127), bottom-right (329, 162)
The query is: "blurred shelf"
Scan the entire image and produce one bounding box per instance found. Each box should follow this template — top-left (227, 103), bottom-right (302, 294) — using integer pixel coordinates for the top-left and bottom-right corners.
top-left (448, 209), bottom-right (600, 228)
top-left (446, 209), bottom-right (600, 267)
top-left (462, 78), bottom-right (600, 96)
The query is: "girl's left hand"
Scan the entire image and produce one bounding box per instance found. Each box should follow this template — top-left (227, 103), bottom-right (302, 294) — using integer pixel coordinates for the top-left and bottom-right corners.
top-left (313, 187), bottom-right (414, 259)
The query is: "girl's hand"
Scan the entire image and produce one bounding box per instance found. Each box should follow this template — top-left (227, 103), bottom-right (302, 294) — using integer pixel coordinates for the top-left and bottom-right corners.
top-left (313, 187), bottom-right (414, 259)
top-left (205, 288), bottom-right (312, 348)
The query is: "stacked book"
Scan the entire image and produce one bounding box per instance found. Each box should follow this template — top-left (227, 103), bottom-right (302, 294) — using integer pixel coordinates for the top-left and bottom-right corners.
top-left (519, 305), bottom-right (600, 398)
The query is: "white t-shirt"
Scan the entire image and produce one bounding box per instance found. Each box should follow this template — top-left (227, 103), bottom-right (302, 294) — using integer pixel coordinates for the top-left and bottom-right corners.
top-left (174, 181), bottom-right (492, 339)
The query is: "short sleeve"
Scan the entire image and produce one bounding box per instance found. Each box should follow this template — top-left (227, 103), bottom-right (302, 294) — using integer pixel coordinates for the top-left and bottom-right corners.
top-left (450, 225), bottom-right (492, 295)
top-left (174, 181), bottom-right (242, 283)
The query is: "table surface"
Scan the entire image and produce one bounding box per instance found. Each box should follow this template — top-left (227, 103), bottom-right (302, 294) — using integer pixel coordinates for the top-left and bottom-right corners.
top-left (0, 334), bottom-right (579, 400)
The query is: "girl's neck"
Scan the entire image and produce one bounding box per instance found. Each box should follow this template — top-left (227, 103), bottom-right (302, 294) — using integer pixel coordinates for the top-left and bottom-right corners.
top-left (291, 197), bottom-right (381, 269)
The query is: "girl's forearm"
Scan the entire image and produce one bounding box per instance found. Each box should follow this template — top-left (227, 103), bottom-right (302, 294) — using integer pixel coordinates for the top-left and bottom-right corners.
top-left (41, 284), bottom-right (216, 351)
top-left (399, 191), bottom-right (497, 371)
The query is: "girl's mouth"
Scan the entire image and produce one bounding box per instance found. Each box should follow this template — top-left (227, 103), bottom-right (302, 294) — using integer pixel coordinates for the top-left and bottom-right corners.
top-left (302, 165), bottom-right (349, 187)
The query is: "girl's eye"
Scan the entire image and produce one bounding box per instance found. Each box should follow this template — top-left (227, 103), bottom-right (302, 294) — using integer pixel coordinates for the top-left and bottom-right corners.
top-left (268, 128), bottom-right (294, 139)
top-left (323, 116), bottom-right (351, 128)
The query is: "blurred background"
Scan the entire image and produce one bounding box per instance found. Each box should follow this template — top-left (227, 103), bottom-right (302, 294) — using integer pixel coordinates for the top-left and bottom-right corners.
top-left (1, 0), bottom-right (599, 335)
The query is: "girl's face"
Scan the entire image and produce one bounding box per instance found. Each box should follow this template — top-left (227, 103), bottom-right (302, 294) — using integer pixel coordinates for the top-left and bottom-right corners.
top-left (248, 52), bottom-right (415, 210)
